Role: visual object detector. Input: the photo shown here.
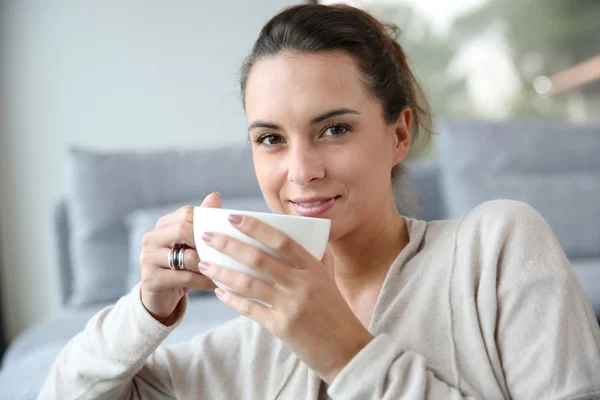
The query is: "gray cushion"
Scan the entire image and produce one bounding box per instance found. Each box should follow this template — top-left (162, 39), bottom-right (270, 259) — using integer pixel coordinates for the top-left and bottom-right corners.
top-left (437, 121), bottom-right (600, 258)
top-left (404, 162), bottom-right (446, 221)
top-left (125, 197), bottom-right (271, 293)
top-left (53, 199), bottom-right (73, 306)
top-left (67, 145), bottom-right (261, 307)
top-left (569, 258), bottom-right (600, 319)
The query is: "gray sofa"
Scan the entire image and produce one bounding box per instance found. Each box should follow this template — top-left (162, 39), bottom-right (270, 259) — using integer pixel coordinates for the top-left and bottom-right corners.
top-left (1, 120), bottom-right (599, 399)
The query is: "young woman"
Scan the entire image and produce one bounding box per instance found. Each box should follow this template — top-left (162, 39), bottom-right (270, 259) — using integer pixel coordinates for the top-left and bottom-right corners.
top-left (40, 4), bottom-right (600, 399)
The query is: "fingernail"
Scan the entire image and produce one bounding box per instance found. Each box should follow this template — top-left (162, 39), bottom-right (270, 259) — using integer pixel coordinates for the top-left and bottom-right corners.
top-left (228, 214), bottom-right (243, 225)
top-left (198, 261), bottom-right (209, 271)
top-left (215, 288), bottom-right (225, 298)
top-left (202, 232), bottom-right (215, 242)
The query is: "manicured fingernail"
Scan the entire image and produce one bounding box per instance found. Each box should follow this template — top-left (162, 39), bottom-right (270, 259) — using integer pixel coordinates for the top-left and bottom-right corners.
top-left (215, 288), bottom-right (225, 298)
top-left (202, 232), bottom-right (214, 242)
top-left (198, 261), bottom-right (209, 271)
top-left (228, 214), bottom-right (243, 225)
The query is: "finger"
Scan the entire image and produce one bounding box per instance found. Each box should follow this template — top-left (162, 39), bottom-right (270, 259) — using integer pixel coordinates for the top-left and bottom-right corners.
top-left (202, 232), bottom-right (294, 285)
top-left (155, 192), bottom-right (221, 229)
top-left (215, 287), bottom-right (272, 323)
top-left (145, 265), bottom-right (217, 291)
top-left (201, 191), bottom-right (222, 208)
top-left (144, 220), bottom-right (196, 249)
top-left (155, 205), bottom-right (195, 229)
top-left (199, 261), bottom-right (278, 306)
top-left (228, 215), bottom-right (312, 269)
top-left (141, 246), bottom-right (201, 272)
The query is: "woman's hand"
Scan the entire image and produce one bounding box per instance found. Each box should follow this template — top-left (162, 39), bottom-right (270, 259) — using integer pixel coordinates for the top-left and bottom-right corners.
top-left (198, 214), bottom-right (374, 384)
top-left (139, 192), bottom-right (220, 326)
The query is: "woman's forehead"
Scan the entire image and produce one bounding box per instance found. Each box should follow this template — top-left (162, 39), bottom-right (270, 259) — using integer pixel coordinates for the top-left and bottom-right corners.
top-left (244, 51), bottom-right (371, 119)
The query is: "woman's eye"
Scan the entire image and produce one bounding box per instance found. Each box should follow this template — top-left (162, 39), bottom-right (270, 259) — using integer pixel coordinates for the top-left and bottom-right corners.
top-left (322, 124), bottom-right (349, 137)
top-left (256, 134), bottom-right (283, 146)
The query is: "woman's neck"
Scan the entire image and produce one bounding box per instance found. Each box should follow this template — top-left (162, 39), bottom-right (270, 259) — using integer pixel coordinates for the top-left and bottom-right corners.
top-left (329, 197), bottom-right (409, 302)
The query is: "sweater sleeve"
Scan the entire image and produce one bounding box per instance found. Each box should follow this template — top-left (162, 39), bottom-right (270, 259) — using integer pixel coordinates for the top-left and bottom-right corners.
top-left (327, 333), bottom-right (476, 399)
top-left (38, 284), bottom-right (187, 400)
top-left (487, 200), bottom-right (600, 399)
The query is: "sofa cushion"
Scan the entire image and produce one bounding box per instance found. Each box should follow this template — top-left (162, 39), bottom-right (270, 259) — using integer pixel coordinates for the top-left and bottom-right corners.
top-left (404, 162), bottom-right (445, 221)
top-left (569, 258), bottom-right (600, 319)
top-left (67, 145), bottom-right (261, 307)
top-left (437, 121), bottom-right (600, 259)
top-left (125, 197), bottom-right (271, 293)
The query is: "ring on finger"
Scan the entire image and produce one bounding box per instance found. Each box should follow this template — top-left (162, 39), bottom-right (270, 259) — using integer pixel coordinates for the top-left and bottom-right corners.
top-left (168, 247), bottom-right (176, 270)
top-left (175, 247), bottom-right (185, 270)
top-left (168, 246), bottom-right (186, 270)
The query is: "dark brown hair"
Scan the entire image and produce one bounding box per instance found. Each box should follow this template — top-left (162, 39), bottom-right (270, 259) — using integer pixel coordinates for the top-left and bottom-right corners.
top-left (239, 3), bottom-right (432, 204)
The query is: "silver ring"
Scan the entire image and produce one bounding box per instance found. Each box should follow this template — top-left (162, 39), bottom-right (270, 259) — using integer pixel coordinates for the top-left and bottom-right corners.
top-left (168, 248), bottom-right (176, 270)
top-left (176, 247), bottom-right (185, 270)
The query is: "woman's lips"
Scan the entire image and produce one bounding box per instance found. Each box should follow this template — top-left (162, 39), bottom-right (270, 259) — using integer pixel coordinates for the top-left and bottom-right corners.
top-left (289, 197), bottom-right (338, 217)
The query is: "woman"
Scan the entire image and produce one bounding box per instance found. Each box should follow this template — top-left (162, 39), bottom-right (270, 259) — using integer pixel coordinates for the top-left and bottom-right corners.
top-left (40, 4), bottom-right (600, 399)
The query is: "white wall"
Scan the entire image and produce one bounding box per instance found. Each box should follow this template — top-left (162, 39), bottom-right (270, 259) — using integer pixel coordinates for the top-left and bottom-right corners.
top-left (0, 0), bottom-right (301, 340)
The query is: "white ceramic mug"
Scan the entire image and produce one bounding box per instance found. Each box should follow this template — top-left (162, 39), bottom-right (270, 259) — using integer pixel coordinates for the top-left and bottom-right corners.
top-left (193, 207), bottom-right (331, 296)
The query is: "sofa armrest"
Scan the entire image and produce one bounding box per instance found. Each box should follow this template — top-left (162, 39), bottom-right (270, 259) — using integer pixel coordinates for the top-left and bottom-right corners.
top-left (52, 198), bottom-right (72, 307)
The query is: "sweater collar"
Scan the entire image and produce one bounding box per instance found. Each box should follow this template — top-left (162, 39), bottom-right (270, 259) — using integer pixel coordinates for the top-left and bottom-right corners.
top-left (368, 217), bottom-right (428, 334)
top-left (279, 217), bottom-right (429, 400)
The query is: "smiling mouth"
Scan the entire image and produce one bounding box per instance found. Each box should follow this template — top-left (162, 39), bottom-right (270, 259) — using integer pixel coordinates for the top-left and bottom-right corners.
top-left (293, 199), bottom-right (329, 207)
top-left (290, 195), bottom-right (340, 205)
top-left (288, 196), bottom-right (341, 217)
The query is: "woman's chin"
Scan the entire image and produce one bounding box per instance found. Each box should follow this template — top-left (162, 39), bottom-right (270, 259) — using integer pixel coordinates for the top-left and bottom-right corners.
top-left (323, 218), bottom-right (348, 242)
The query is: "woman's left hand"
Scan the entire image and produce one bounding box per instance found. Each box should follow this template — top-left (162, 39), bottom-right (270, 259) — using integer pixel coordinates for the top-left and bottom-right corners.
top-left (198, 214), bottom-right (374, 384)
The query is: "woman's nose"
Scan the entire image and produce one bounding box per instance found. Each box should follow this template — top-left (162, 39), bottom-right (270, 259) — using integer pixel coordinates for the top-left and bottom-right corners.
top-left (287, 145), bottom-right (325, 185)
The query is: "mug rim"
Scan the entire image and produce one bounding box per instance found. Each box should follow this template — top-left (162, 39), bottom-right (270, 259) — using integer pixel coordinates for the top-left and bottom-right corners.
top-left (193, 206), bottom-right (331, 224)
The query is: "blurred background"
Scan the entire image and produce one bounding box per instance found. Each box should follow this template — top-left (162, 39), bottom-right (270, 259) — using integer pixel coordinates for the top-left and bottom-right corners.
top-left (0, 0), bottom-right (599, 370)
top-left (324, 0), bottom-right (600, 123)
top-left (322, 0), bottom-right (600, 157)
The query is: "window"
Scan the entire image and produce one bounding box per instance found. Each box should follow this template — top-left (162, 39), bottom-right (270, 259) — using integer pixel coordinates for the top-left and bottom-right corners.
top-left (318, 0), bottom-right (600, 123)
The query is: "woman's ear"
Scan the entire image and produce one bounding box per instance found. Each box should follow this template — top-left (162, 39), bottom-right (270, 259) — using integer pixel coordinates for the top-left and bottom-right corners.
top-left (391, 108), bottom-right (412, 165)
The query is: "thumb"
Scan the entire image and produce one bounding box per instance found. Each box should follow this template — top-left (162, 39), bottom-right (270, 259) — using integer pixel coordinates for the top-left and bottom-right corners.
top-left (321, 245), bottom-right (334, 276)
top-left (200, 191), bottom-right (221, 208)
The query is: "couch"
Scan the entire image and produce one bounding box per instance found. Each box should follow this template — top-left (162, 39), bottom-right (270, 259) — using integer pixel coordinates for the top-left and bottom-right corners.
top-left (1, 120), bottom-right (599, 399)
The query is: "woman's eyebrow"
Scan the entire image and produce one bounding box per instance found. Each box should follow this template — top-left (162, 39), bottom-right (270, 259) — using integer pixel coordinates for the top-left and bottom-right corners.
top-left (310, 108), bottom-right (360, 124)
top-left (247, 108), bottom-right (360, 132)
top-left (248, 121), bottom-right (280, 132)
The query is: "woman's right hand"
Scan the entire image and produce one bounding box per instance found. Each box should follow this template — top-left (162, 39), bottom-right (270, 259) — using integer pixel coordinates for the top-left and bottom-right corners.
top-left (139, 192), bottom-right (221, 325)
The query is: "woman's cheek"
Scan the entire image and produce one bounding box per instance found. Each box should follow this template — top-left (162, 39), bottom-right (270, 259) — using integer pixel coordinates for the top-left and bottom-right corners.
top-left (256, 169), bottom-right (287, 214)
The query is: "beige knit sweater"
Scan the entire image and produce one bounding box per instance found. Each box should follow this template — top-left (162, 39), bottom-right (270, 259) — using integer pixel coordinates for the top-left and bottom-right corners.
top-left (39, 200), bottom-right (600, 399)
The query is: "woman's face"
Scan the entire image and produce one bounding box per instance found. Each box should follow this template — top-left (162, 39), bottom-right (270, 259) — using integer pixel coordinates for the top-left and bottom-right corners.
top-left (244, 51), bottom-right (410, 240)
